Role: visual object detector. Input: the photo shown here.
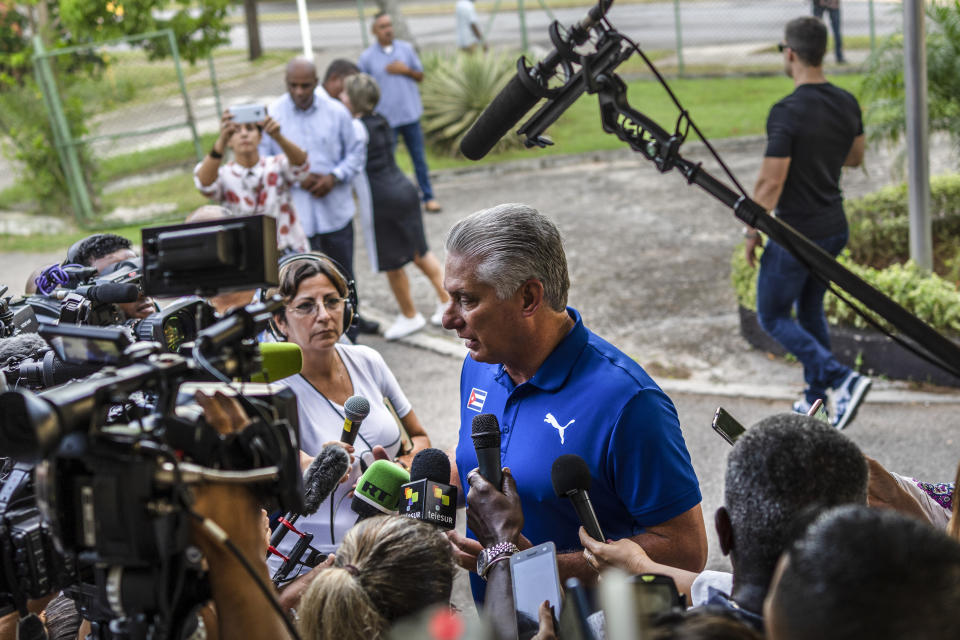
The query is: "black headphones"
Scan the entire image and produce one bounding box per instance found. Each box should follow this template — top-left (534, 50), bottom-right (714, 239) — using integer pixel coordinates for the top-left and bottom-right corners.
top-left (270, 252), bottom-right (358, 338)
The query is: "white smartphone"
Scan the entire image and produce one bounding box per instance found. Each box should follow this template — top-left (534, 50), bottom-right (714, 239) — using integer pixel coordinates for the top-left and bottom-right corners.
top-left (231, 103), bottom-right (266, 124)
top-left (510, 541), bottom-right (563, 640)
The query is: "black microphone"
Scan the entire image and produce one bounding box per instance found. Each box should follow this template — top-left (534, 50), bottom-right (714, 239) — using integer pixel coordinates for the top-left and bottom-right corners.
top-left (54, 282), bottom-right (140, 304)
top-left (399, 448), bottom-right (458, 530)
top-left (339, 395), bottom-right (370, 446)
top-left (267, 443), bottom-right (350, 557)
top-left (471, 413), bottom-right (502, 491)
top-left (551, 453), bottom-right (605, 542)
top-left (459, 0), bottom-right (611, 160)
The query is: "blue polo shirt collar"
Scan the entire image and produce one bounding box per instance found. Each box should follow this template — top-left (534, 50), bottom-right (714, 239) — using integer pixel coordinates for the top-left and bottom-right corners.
top-left (494, 307), bottom-right (587, 393)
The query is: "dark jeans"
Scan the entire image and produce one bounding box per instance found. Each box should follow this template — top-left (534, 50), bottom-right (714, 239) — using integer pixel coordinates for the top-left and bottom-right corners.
top-left (813, 3), bottom-right (844, 61)
top-left (756, 231), bottom-right (850, 402)
top-left (392, 121), bottom-right (435, 202)
top-left (309, 221), bottom-right (358, 342)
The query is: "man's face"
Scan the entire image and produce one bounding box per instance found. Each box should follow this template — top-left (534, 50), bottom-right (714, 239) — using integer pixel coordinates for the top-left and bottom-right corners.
top-left (92, 249), bottom-right (155, 320)
top-left (441, 253), bottom-right (524, 365)
top-left (323, 75), bottom-right (345, 102)
top-left (373, 15), bottom-right (394, 46)
top-left (286, 66), bottom-right (318, 111)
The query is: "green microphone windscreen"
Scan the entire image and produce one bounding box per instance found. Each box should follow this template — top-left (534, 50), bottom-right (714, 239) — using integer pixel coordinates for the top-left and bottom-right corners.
top-left (351, 459), bottom-right (410, 518)
top-left (250, 342), bottom-right (302, 383)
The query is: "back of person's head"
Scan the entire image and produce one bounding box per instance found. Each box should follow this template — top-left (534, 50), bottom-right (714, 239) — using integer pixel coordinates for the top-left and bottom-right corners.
top-left (723, 413), bottom-right (867, 589)
top-left (297, 516), bottom-right (455, 640)
top-left (767, 505), bottom-right (960, 640)
top-left (66, 233), bottom-right (132, 267)
top-left (344, 73), bottom-right (381, 117)
top-left (324, 58), bottom-right (360, 83)
top-left (784, 16), bottom-right (827, 67)
top-left (445, 203), bottom-right (570, 311)
top-left (650, 607), bottom-right (763, 640)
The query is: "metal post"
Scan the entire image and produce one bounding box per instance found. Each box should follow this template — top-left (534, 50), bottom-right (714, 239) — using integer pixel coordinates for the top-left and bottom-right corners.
top-left (167, 30), bottom-right (204, 161)
top-left (296, 0), bottom-right (313, 58)
top-left (673, 0), bottom-right (684, 76)
top-left (903, 0), bottom-right (932, 270)
top-left (207, 53), bottom-right (222, 120)
top-left (356, 0), bottom-right (369, 47)
top-left (32, 36), bottom-right (94, 224)
top-left (868, 0), bottom-right (876, 54)
top-left (518, 0), bottom-right (529, 51)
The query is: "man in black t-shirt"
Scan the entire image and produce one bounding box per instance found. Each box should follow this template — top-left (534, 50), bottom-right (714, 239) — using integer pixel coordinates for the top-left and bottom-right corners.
top-left (744, 16), bottom-right (870, 430)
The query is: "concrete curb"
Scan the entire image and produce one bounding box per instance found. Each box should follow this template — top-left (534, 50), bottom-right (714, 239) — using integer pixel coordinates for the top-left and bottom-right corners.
top-left (361, 306), bottom-right (960, 405)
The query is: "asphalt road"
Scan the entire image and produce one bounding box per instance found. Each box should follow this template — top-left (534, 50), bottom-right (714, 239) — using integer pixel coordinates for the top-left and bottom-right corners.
top-left (233, 0), bottom-right (903, 51)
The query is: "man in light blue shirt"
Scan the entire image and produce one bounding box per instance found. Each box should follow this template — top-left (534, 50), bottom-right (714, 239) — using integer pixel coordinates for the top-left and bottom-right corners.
top-left (358, 12), bottom-right (442, 213)
top-left (260, 57), bottom-right (366, 282)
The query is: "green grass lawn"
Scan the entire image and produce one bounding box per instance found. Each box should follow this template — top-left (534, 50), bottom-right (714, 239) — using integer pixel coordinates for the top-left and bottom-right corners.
top-left (0, 72), bottom-right (866, 251)
top-left (398, 72), bottom-right (865, 173)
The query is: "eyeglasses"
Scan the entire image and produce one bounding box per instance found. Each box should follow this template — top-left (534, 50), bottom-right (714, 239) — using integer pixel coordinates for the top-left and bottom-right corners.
top-left (288, 297), bottom-right (346, 317)
top-left (777, 43), bottom-right (790, 52)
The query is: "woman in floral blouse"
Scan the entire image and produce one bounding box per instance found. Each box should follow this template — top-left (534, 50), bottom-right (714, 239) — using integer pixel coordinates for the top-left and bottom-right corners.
top-left (194, 109), bottom-right (310, 253)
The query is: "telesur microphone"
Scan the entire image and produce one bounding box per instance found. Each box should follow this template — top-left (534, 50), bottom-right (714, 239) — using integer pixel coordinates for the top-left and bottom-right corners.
top-left (459, 0), bottom-right (612, 160)
top-left (350, 459), bottom-right (410, 520)
top-left (249, 342), bottom-right (302, 383)
top-left (551, 453), bottom-right (605, 542)
top-left (471, 413), bottom-right (502, 491)
top-left (268, 444), bottom-right (351, 556)
top-left (340, 395), bottom-right (371, 446)
top-left (399, 448), bottom-right (458, 530)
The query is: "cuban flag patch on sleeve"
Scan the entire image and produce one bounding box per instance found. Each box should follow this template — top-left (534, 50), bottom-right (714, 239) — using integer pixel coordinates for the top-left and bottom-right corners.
top-left (467, 387), bottom-right (487, 412)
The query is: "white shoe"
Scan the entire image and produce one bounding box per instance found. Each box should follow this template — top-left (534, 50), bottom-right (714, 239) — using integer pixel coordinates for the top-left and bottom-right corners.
top-left (430, 302), bottom-right (446, 326)
top-left (384, 313), bottom-right (426, 340)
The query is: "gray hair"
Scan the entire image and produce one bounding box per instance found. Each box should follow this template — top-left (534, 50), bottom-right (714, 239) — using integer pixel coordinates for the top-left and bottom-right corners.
top-left (724, 413), bottom-right (867, 589)
top-left (344, 73), bottom-right (380, 117)
top-left (445, 203), bottom-right (569, 311)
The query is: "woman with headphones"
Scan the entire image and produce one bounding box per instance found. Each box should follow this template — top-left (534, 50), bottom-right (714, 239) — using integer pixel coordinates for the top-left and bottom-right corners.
top-left (269, 253), bottom-right (432, 557)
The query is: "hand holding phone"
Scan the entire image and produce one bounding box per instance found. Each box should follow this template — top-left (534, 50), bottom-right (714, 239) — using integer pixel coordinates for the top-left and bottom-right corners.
top-left (712, 407), bottom-right (747, 446)
top-left (510, 542), bottom-right (563, 640)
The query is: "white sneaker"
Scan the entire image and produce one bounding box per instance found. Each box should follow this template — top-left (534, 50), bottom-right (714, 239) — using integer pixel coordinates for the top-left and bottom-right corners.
top-left (384, 313), bottom-right (426, 340)
top-left (430, 302), bottom-right (446, 326)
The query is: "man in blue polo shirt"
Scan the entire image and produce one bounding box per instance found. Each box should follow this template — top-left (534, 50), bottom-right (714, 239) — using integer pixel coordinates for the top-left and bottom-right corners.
top-left (358, 12), bottom-right (442, 213)
top-left (441, 203), bottom-right (707, 601)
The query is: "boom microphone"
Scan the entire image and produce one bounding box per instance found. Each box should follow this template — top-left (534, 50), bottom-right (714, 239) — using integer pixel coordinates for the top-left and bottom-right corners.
top-left (551, 454), bottom-right (605, 542)
top-left (471, 413), bottom-right (502, 491)
top-left (459, 0), bottom-right (612, 160)
top-left (268, 443), bottom-right (350, 556)
top-left (350, 459), bottom-right (410, 520)
top-left (340, 395), bottom-right (370, 446)
top-left (399, 448), bottom-right (458, 530)
top-left (54, 282), bottom-right (140, 304)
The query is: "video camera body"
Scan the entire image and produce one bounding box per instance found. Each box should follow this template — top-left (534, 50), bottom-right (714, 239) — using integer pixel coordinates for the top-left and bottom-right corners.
top-left (0, 215), bottom-right (299, 639)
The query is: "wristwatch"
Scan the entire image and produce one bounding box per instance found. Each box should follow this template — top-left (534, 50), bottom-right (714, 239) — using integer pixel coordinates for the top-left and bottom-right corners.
top-left (476, 541), bottom-right (519, 580)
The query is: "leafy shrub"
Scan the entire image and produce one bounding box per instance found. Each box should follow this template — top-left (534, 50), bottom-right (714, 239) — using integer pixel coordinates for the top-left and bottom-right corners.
top-left (731, 243), bottom-right (960, 337)
top-left (420, 50), bottom-right (526, 156)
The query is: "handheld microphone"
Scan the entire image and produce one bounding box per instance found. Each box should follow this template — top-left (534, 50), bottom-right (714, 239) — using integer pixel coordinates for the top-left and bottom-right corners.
top-left (471, 413), bottom-right (502, 491)
top-left (268, 444), bottom-right (351, 555)
top-left (399, 448), bottom-right (458, 530)
top-left (340, 395), bottom-right (370, 446)
top-left (53, 282), bottom-right (140, 304)
top-left (249, 342), bottom-right (302, 383)
top-left (551, 453), bottom-right (605, 542)
top-left (350, 459), bottom-right (410, 520)
top-left (459, 0), bottom-right (612, 160)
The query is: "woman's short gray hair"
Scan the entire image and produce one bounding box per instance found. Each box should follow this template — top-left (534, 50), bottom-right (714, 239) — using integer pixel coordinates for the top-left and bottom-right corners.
top-left (445, 203), bottom-right (569, 311)
top-left (344, 73), bottom-right (380, 116)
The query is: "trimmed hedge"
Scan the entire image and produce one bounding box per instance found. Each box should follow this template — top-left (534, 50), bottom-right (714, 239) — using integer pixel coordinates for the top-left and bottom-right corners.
top-left (732, 175), bottom-right (960, 338)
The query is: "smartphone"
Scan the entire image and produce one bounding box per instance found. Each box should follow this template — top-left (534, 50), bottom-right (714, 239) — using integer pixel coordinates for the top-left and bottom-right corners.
top-left (231, 103), bottom-right (266, 124)
top-left (712, 406), bottom-right (747, 446)
top-left (808, 398), bottom-right (830, 424)
top-left (510, 542), bottom-right (563, 640)
top-left (630, 573), bottom-right (685, 617)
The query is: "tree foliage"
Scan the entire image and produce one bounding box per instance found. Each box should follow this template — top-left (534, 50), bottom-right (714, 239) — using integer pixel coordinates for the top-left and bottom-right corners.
top-left (860, 1), bottom-right (960, 152)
